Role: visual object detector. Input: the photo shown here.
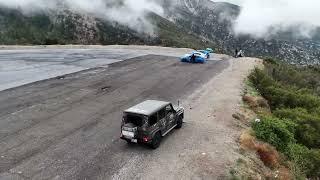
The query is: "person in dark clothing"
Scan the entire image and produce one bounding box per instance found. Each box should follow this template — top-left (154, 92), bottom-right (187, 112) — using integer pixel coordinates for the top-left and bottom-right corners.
top-left (191, 53), bottom-right (196, 63)
top-left (235, 48), bottom-right (239, 58)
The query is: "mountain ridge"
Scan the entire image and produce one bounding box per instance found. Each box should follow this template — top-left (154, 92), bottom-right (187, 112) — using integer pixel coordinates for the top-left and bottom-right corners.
top-left (165, 0), bottom-right (320, 64)
top-left (0, 0), bottom-right (319, 64)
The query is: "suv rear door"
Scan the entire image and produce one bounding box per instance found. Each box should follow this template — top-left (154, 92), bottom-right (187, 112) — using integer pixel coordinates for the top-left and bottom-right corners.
top-left (158, 108), bottom-right (167, 134)
top-left (148, 111), bottom-right (167, 136)
top-left (165, 104), bottom-right (175, 131)
top-left (148, 113), bottom-right (159, 136)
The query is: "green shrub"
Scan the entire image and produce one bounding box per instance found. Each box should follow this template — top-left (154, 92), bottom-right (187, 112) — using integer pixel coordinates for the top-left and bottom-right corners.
top-left (314, 107), bottom-right (320, 116)
top-left (263, 57), bottom-right (280, 65)
top-left (274, 108), bottom-right (320, 148)
top-left (252, 116), bottom-right (296, 151)
top-left (248, 68), bottom-right (320, 111)
top-left (248, 68), bottom-right (276, 94)
top-left (249, 62), bottom-right (320, 178)
top-left (296, 123), bottom-right (320, 149)
top-left (286, 144), bottom-right (320, 178)
top-left (263, 86), bottom-right (320, 110)
top-left (264, 62), bottom-right (320, 96)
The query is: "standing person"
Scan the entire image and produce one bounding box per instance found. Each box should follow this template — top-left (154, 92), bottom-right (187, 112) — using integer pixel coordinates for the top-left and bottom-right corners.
top-left (191, 53), bottom-right (196, 63)
top-left (235, 48), bottom-right (239, 58)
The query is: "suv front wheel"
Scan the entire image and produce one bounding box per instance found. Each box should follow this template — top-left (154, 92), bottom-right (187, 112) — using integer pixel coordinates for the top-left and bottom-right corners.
top-left (175, 116), bottom-right (183, 129)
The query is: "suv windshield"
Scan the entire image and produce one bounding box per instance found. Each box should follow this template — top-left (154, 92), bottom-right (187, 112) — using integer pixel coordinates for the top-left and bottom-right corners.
top-left (124, 113), bottom-right (145, 127)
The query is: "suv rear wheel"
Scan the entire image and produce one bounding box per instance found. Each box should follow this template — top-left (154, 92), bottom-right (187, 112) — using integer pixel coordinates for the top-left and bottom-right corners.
top-left (126, 139), bottom-right (134, 144)
top-left (150, 132), bottom-right (161, 149)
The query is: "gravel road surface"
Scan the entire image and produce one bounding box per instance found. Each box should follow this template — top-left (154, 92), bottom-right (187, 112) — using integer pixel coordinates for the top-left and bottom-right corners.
top-left (0, 46), bottom-right (259, 180)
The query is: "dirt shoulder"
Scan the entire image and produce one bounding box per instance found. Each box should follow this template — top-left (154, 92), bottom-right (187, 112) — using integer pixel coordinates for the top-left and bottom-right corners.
top-left (112, 57), bottom-right (262, 179)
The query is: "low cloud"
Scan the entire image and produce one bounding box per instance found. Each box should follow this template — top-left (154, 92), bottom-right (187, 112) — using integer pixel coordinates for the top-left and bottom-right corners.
top-left (214, 0), bottom-right (320, 39)
top-left (0, 0), bottom-right (164, 34)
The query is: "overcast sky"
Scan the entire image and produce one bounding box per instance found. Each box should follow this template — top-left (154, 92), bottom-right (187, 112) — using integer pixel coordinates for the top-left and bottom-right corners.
top-left (213, 0), bottom-right (243, 5)
top-left (213, 0), bottom-right (320, 39)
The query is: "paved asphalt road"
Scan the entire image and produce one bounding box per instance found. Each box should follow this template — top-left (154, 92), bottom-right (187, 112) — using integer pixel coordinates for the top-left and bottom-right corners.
top-left (0, 53), bottom-right (230, 179)
top-left (0, 46), bottom-right (224, 91)
top-left (0, 48), bottom-right (144, 91)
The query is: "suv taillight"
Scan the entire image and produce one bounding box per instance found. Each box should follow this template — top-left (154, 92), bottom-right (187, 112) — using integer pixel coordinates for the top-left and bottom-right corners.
top-left (143, 136), bottom-right (150, 142)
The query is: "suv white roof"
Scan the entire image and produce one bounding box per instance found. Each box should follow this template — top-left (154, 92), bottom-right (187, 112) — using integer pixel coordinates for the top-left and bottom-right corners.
top-left (125, 100), bottom-right (170, 116)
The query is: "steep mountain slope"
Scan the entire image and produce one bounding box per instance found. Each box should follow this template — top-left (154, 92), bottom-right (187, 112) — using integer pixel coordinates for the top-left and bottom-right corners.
top-left (0, 7), bottom-right (214, 49)
top-left (162, 0), bottom-right (320, 64)
top-left (0, 1), bottom-right (319, 64)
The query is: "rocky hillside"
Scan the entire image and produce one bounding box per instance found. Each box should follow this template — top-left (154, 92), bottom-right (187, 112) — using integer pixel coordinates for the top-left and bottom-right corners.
top-left (163, 0), bottom-right (320, 65)
top-left (0, 7), bottom-right (215, 49)
top-left (0, 0), bottom-right (319, 64)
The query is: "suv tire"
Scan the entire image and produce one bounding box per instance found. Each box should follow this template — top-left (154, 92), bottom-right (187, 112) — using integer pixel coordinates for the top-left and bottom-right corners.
top-left (151, 132), bottom-right (161, 149)
top-left (126, 139), bottom-right (134, 144)
top-left (175, 116), bottom-right (183, 129)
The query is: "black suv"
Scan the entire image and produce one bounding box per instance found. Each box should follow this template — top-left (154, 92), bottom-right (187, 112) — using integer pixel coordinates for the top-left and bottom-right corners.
top-left (120, 100), bottom-right (184, 149)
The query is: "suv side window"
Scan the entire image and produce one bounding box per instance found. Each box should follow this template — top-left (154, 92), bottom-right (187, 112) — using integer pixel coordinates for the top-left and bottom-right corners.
top-left (149, 113), bottom-right (158, 126)
top-left (165, 105), bottom-right (173, 115)
top-left (158, 109), bottom-right (166, 120)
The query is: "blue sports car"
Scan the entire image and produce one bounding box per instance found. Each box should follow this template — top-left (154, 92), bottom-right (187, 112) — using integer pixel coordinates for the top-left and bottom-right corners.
top-left (180, 51), bottom-right (207, 63)
top-left (197, 50), bottom-right (210, 59)
top-left (206, 48), bottom-right (214, 53)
